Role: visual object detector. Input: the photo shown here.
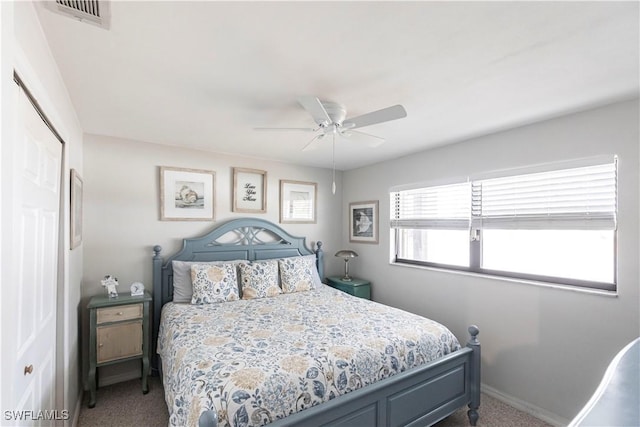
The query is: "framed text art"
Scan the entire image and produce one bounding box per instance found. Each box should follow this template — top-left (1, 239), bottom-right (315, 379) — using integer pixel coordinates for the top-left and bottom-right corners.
top-left (280, 180), bottom-right (317, 224)
top-left (70, 168), bottom-right (83, 249)
top-left (160, 166), bottom-right (215, 221)
top-left (349, 200), bottom-right (379, 244)
top-left (233, 168), bottom-right (267, 213)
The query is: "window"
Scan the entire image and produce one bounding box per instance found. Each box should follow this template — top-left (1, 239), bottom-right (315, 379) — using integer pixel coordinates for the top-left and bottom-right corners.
top-left (391, 158), bottom-right (617, 291)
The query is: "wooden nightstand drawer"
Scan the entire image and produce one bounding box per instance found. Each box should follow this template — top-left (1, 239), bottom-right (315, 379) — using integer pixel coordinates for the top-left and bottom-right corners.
top-left (97, 303), bottom-right (142, 324)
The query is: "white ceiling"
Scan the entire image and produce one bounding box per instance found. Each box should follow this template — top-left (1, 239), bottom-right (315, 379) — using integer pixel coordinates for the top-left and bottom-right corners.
top-left (36, 1), bottom-right (639, 171)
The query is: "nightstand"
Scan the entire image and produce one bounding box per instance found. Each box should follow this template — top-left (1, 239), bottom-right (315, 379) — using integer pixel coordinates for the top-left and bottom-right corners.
top-left (87, 291), bottom-right (152, 408)
top-left (326, 276), bottom-right (371, 300)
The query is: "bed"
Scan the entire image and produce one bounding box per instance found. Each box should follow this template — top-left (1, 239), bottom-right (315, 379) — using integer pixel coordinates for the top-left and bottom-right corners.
top-left (152, 218), bottom-right (481, 427)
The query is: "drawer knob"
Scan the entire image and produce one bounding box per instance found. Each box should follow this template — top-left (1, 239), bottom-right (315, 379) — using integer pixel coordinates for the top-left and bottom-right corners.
top-left (117, 312), bottom-right (123, 315)
top-left (24, 365), bottom-right (34, 375)
top-left (98, 343), bottom-right (104, 348)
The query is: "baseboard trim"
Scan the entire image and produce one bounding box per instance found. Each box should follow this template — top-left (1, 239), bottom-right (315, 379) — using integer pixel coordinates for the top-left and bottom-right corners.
top-left (70, 390), bottom-right (82, 427)
top-left (481, 384), bottom-right (570, 427)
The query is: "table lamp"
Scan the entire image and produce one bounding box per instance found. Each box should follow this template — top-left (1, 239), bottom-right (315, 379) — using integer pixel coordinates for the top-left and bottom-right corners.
top-left (335, 250), bottom-right (358, 281)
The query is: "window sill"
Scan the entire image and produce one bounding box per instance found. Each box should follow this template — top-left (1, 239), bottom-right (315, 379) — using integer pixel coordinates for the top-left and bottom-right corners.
top-left (389, 261), bottom-right (618, 297)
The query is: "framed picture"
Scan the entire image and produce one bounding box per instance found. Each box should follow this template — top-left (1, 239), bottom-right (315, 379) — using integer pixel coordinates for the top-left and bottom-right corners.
top-left (280, 180), bottom-right (317, 224)
top-left (233, 168), bottom-right (267, 213)
top-left (70, 168), bottom-right (83, 249)
top-left (160, 166), bottom-right (215, 221)
top-left (349, 200), bottom-right (379, 244)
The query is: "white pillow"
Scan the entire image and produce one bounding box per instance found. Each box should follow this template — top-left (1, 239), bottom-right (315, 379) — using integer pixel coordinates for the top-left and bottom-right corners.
top-left (190, 263), bottom-right (239, 304)
top-left (279, 255), bottom-right (319, 293)
top-left (238, 260), bottom-right (281, 300)
top-left (172, 259), bottom-right (247, 303)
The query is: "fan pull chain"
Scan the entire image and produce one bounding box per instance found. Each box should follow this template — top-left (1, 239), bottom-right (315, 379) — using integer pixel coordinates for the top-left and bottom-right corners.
top-left (332, 133), bottom-right (336, 194)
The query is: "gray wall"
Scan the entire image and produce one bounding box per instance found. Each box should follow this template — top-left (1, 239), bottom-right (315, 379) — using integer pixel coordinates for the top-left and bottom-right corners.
top-left (82, 134), bottom-right (344, 386)
top-left (342, 98), bottom-right (639, 424)
top-left (3, 3), bottom-right (84, 424)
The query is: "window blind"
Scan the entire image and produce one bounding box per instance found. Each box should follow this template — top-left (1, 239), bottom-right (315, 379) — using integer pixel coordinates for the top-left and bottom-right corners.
top-left (391, 182), bottom-right (471, 229)
top-left (286, 200), bottom-right (313, 219)
top-left (391, 159), bottom-right (617, 231)
top-left (471, 160), bottom-right (617, 230)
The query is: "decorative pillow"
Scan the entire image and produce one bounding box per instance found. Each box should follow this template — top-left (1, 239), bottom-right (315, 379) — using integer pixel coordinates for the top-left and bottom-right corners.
top-left (238, 260), bottom-right (281, 300)
top-left (302, 254), bottom-right (323, 288)
top-left (172, 259), bottom-right (247, 303)
top-left (279, 255), bottom-right (318, 293)
top-left (190, 263), bottom-right (240, 304)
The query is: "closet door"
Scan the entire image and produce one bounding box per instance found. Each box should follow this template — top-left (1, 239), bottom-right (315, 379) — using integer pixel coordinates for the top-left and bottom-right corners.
top-left (11, 86), bottom-right (62, 425)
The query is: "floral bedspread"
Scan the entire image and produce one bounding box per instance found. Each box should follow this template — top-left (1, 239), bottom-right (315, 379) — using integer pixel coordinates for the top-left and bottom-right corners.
top-left (158, 284), bottom-right (461, 427)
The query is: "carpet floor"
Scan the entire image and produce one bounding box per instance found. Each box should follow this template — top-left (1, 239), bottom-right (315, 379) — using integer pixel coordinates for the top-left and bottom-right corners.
top-left (78, 376), bottom-right (552, 427)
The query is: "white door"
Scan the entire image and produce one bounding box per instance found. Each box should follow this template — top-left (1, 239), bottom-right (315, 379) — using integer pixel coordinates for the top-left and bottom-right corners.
top-left (10, 87), bottom-right (62, 426)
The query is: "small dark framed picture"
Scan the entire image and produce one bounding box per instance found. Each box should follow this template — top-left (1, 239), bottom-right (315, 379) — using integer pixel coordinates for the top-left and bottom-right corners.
top-left (349, 200), bottom-right (378, 244)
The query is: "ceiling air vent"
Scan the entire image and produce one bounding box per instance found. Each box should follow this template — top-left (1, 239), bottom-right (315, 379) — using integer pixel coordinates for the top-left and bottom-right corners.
top-left (45, 0), bottom-right (111, 29)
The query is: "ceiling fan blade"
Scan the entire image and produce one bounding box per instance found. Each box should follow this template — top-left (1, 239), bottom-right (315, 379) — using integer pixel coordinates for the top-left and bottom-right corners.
top-left (298, 96), bottom-right (332, 125)
top-left (342, 130), bottom-right (386, 147)
top-left (342, 104), bottom-right (407, 130)
top-left (253, 127), bottom-right (317, 132)
top-left (302, 134), bottom-right (325, 151)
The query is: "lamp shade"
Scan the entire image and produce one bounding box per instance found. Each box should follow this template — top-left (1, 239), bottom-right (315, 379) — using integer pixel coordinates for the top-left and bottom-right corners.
top-left (334, 250), bottom-right (358, 258)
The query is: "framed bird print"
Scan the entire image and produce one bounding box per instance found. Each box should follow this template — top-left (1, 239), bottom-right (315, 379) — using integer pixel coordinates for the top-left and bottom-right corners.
top-left (349, 200), bottom-right (378, 244)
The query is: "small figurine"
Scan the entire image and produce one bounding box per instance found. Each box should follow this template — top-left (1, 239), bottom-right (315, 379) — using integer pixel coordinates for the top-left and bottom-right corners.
top-left (101, 275), bottom-right (119, 298)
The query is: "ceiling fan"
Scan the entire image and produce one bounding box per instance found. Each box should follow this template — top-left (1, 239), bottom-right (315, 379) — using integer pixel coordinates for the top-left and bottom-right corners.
top-left (256, 96), bottom-right (407, 194)
top-left (255, 96), bottom-right (407, 151)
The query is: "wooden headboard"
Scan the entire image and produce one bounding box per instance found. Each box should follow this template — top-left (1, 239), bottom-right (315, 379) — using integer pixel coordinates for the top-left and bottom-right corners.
top-left (151, 217), bottom-right (324, 375)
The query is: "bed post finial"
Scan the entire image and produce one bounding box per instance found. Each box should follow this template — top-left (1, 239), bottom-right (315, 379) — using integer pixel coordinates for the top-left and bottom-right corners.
top-left (468, 325), bottom-right (479, 344)
top-left (199, 409), bottom-right (218, 427)
top-left (315, 241), bottom-right (324, 281)
top-left (152, 245), bottom-right (163, 376)
top-left (466, 325), bottom-right (481, 426)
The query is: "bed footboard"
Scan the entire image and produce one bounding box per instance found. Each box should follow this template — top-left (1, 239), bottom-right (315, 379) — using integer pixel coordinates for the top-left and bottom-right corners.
top-left (197, 326), bottom-right (480, 427)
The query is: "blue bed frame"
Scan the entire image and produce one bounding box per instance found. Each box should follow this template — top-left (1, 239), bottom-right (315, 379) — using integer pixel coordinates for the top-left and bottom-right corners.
top-left (152, 218), bottom-right (481, 427)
